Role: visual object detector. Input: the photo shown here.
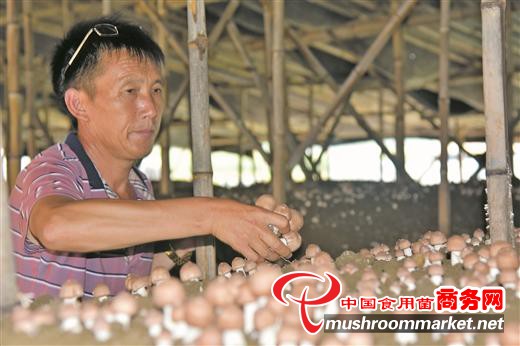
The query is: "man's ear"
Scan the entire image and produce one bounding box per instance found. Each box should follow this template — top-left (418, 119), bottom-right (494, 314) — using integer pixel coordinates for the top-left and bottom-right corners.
top-left (64, 88), bottom-right (89, 123)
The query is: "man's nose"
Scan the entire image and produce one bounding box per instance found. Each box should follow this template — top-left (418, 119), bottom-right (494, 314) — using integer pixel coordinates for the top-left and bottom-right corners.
top-left (137, 92), bottom-right (159, 119)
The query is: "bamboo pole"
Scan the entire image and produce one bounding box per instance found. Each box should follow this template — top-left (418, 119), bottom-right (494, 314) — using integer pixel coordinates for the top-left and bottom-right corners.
top-left (287, 0), bottom-right (417, 171)
top-left (1, 125), bottom-right (18, 309)
top-left (272, 0), bottom-right (286, 203)
top-left (379, 85), bottom-right (384, 181)
top-left (481, 0), bottom-right (514, 244)
top-left (102, 0), bottom-right (111, 16)
top-left (261, 0), bottom-right (274, 152)
top-left (187, 0), bottom-right (216, 278)
top-left (238, 90), bottom-right (247, 187)
top-left (438, 0), bottom-right (451, 235)
top-left (207, 0), bottom-right (240, 49)
top-left (7, 0), bottom-right (23, 190)
top-left (287, 27), bottom-right (414, 183)
top-left (23, 0), bottom-right (36, 158)
top-left (501, 0), bottom-right (514, 178)
top-left (392, 0), bottom-right (406, 183)
top-left (157, 0), bottom-right (171, 198)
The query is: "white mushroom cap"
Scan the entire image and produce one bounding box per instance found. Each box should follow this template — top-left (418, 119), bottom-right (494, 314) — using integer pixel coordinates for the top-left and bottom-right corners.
top-left (111, 291), bottom-right (138, 317)
top-left (152, 278), bottom-right (186, 308)
top-left (150, 266), bottom-right (170, 286)
top-left (249, 264), bottom-right (282, 297)
top-left (254, 307), bottom-right (276, 331)
top-left (447, 235), bottom-right (466, 252)
top-left (194, 327), bottom-right (221, 346)
top-left (93, 283), bottom-right (110, 299)
top-left (430, 231), bottom-right (447, 246)
top-left (59, 279), bottom-right (83, 300)
top-left (231, 257), bottom-right (246, 272)
top-left (288, 208), bottom-right (304, 232)
top-left (218, 262), bottom-right (232, 277)
top-left (217, 304), bottom-right (243, 330)
top-left (282, 231), bottom-right (302, 252)
top-left (244, 260), bottom-right (257, 275)
top-left (489, 241), bottom-right (511, 257)
top-left (496, 248), bottom-right (519, 271)
top-left (305, 243), bottom-right (322, 259)
top-left (255, 194), bottom-right (277, 210)
top-left (397, 239), bottom-right (411, 250)
top-left (185, 296), bottom-right (214, 328)
top-left (205, 276), bottom-right (234, 307)
top-left (130, 276), bottom-right (150, 292)
top-left (179, 261), bottom-right (203, 282)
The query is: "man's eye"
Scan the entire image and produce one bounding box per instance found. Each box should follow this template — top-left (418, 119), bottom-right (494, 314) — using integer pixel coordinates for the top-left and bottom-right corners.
top-left (153, 88), bottom-right (162, 94)
top-left (126, 88), bottom-right (137, 94)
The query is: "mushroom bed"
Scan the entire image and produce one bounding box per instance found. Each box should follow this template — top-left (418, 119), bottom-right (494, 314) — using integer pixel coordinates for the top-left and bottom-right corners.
top-left (1, 228), bottom-right (519, 346)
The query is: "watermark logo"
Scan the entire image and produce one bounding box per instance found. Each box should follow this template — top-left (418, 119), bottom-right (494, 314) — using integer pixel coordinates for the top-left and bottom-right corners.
top-left (271, 271), bottom-right (342, 334)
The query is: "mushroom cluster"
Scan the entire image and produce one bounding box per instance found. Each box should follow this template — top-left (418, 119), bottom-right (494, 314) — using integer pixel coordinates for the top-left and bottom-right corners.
top-left (8, 225), bottom-right (520, 346)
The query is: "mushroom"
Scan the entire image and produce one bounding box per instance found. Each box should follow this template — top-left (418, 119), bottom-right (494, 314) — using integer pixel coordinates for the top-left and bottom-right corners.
top-left (471, 228), bottom-right (485, 246)
top-left (218, 262), bottom-right (232, 278)
top-left (462, 253), bottom-right (479, 270)
top-left (144, 309), bottom-right (163, 338)
top-left (150, 266), bottom-right (170, 286)
top-left (288, 208), bottom-right (304, 233)
top-left (277, 324), bottom-right (301, 346)
top-left (33, 305), bottom-right (56, 328)
top-left (305, 243), bottom-right (321, 261)
top-left (218, 304), bottom-right (247, 346)
top-left (281, 231), bottom-right (302, 253)
top-left (255, 194), bottom-right (277, 210)
top-left (92, 316), bottom-right (112, 342)
top-left (254, 307), bottom-right (278, 346)
top-left (155, 330), bottom-right (173, 346)
top-left (498, 270), bottom-right (517, 289)
top-left (205, 276), bottom-right (235, 308)
top-left (394, 249), bottom-right (405, 261)
top-left (194, 327), bottom-right (222, 346)
top-left (430, 231), bottom-right (447, 251)
top-left (346, 333), bottom-right (374, 346)
top-left (425, 251), bottom-right (443, 267)
top-left (184, 296), bottom-right (215, 344)
top-left (152, 278), bottom-right (186, 334)
top-left (496, 248), bottom-right (519, 273)
top-left (489, 240), bottom-right (511, 257)
top-left (130, 276), bottom-right (150, 297)
top-left (244, 260), bottom-right (257, 276)
top-left (374, 251), bottom-right (392, 262)
top-left (478, 246), bottom-right (491, 263)
top-left (93, 283), bottom-right (110, 302)
top-left (11, 306), bottom-right (38, 336)
top-left (447, 235), bottom-right (466, 266)
top-left (397, 239), bottom-right (412, 257)
top-left (168, 304), bottom-right (189, 339)
top-left (403, 258), bottom-right (417, 272)
top-left (231, 257), bottom-right (246, 275)
top-left (60, 279), bottom-right (83, 305)
top-left (428, 264), bottom-right (444, 286)
top-left (59, 303), bottom-right (82, 333)
top-left (237, 282), bottom-right (257, 335)
top-left (16, 292), bottom-right (34, 308)
top-left (180, 261), bottom-right (203, 283)
top-left (111, 291), bottom-right (138, 328)
top-left (80, 300), bottom-right (99, 330)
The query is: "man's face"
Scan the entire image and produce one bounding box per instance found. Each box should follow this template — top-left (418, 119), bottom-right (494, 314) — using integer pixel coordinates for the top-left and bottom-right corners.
top-left (82, 49), bottom-right (165, 161)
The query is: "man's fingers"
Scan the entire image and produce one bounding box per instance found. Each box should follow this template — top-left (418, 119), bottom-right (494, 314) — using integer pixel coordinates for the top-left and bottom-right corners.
top-left (259, 229), bottom-right (292, 259)
top-left (239, 245), bottom-right (260, 263)
top-left (251, 238), bottom-right (279, 262)
top-left (267, 212), bottom-right (290, 235)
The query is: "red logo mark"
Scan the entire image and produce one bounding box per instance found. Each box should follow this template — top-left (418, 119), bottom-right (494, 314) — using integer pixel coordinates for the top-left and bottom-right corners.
top-left (271, 271), bottom-right (342, 334)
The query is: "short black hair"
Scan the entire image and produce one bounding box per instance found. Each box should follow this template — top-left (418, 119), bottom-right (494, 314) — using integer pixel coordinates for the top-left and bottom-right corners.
top-left (51, 16), bottom-right (165, 129)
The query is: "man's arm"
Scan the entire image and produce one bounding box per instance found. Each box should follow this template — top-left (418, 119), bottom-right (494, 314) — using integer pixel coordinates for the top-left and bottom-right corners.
top-left (29, 195), bottom-right (291, 262)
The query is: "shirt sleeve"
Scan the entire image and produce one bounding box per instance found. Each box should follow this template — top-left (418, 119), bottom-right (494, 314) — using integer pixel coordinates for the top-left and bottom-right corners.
top-left (18, 158), bottom-right (84, 247)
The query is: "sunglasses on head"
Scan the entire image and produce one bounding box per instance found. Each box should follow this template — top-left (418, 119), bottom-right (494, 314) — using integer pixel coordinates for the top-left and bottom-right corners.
top-left (61, 23), bottom-right (119, 80)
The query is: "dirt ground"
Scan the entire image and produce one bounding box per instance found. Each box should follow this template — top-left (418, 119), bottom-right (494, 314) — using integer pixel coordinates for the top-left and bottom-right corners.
top-left (209, 180), bottom-right (520, 259)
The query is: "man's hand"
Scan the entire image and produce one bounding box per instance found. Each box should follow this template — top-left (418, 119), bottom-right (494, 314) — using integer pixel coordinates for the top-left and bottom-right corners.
top-left (208, 199), bottom-right (291, 263)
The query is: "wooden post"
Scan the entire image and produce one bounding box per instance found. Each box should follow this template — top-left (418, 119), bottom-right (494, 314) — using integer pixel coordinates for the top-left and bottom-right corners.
top-left (238, 90), bottom-right (247, 187)
top-left (272, 0), bottom-right (286, 203)
top-left (187, 0), bottom-right (216, 278)
top-left (1, 126), bottom-right (18, 309)
top-left (287, 0), bottom-right (417, 171)
top-left (501, 0), bottom-right (514, 178)
top-left (481, 0), bottom-right (514, 244)
top-left (261, 0), bottom-right (274, 153)
top-left (23, 0), bottom-right (36, 158)
top-left (7, 0), bottom-right (23, 190)
top-left (102, 0), bottom-right (111, 16)
top-left (438, 0), bottom-right (451, 235)
top-left (379, 85), bottom-right (384, 181)
top-left (392, 0), bottom-right (406, 183)
top-left (157, 0), bottom-right (171, 198)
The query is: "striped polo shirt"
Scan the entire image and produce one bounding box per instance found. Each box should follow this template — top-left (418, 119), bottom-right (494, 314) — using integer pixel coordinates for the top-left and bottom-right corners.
top-left (9, 132), bottom-right (155, 298)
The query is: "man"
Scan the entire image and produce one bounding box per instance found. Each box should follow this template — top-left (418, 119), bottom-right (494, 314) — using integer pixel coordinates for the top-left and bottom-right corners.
top-left (9, 17), bottom-right (295, 298)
